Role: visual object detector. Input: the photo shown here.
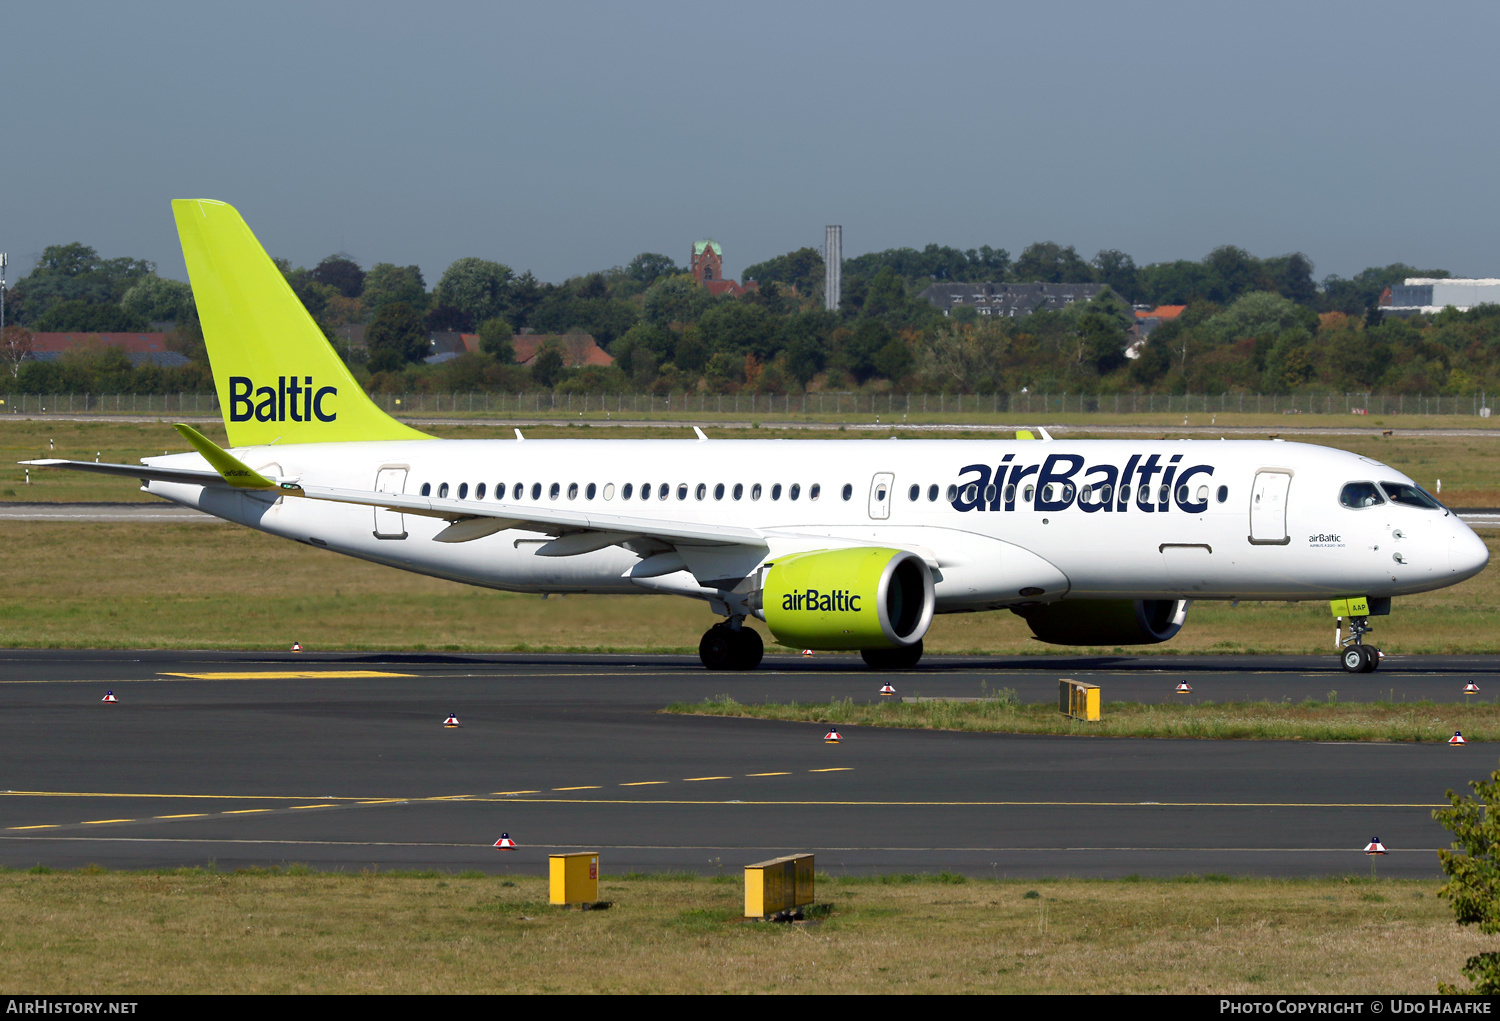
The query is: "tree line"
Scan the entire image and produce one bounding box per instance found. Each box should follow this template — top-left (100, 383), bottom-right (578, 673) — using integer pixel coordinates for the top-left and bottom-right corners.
top-left (1, 234), bottom-right (1491, 399)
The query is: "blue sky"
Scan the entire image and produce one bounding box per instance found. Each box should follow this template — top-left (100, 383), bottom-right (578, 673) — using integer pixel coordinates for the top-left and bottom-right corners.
top-left (3, 1), bottom-right (1496, 286)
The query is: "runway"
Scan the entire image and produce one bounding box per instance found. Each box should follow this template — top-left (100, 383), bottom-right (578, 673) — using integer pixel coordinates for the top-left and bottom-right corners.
top-left (0, 650), bottom-right (1492, 879)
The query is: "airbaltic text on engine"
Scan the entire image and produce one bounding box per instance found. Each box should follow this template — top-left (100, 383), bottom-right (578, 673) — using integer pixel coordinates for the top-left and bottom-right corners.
top-left (229, 376), bottom-right (337, 423)
top-left (782, 588), bottom-right (862, 612)
top-left (953, 452), bottom-right (1215, 512)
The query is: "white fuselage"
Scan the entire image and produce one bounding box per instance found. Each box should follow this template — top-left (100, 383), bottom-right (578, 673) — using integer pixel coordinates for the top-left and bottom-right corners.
top-left (142, 437), bottom-right (1489, 611)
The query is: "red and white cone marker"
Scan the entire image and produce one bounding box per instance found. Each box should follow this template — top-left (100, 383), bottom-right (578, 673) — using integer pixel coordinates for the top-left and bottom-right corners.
top-left (443, 714), bottom-right (461, 728)
top-left (802, 649), bottom-right (814, 657)
top-left (879, 683), bottom-right (896, 696)
top-left (493, 833), bottom-right (516, 849)
top-left (291, 642), bottom-right (302, 652)
top-left (1175, 682), bottom-right (1192, 694)
top-left (1450, 731), bottom-right (1466, 746)
top-left (1364, 837), bottom-right (1387, 855)
top-left (824, 728), bottom-right (842, 743)
top-left (101, 690), bottom-right (117, 704)
top-left (1465, 682), bottom-right (1481, 694)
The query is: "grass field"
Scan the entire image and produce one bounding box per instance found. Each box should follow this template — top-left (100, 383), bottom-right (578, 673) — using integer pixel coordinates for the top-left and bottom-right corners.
top-left (0, 522), bottom-right (1496, 656)
top-left (0, 869), bottom-right (1484, 994)
top-left (667, 693), bottom-right (1500, 741)
top-left (4, 417), bottom-right (1499, 504)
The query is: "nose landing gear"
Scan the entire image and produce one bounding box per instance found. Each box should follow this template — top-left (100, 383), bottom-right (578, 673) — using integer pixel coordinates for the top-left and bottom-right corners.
top-left (699, 619), bottom-right (764, 671)
top-left (1339, 615), bottom-right (1380, 673)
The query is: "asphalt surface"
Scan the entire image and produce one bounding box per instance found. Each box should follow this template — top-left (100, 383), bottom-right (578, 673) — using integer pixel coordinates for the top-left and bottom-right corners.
top-left (1, 649), bottom-right (1494, 879)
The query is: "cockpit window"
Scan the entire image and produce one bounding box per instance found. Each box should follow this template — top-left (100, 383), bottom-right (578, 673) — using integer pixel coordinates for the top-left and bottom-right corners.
top-left (1339, 482), bottom-right (1384, 509)
top-left (1380, 481), bottom-right (1443, 509)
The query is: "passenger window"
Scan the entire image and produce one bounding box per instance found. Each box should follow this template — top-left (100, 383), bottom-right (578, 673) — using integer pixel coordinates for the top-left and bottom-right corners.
top-left (964, 484), bottom-right (978, 503)
top-left (928, 484), bottom-right (939, 502)
top-left (1119, 484), bottom-right (1131, 504)
top-left (1023, 485), bottom-right (1034, 502)
top-left (586, 483), bottom-right (596, 500)
top-left (946, 484), bottom-right (958, 502)
top-left (1101, 484), bottom-right (1113, 503)
top-left (438, 483), bottom-right (449, 498)
top-left (772, 484), bottom-right (782, 501)
top-left (1004, 484), bottom-right (1016, 503)
top-left (421, 482), bottom-right (431, 496)
top-left (476, 483), bottom-right (486, 500)
top-left (1041, 484), bottom-right (1054, 503)
top-left (458, 482), bottom-right (468, 500)
top-left (714, 483), bottom-right (725, 500)
top-left (1196, 485), bottom-right (1209, 503)
top-left (567, 483), bottom-right (578, 500)
top-left (751, 483), bottom-right (762, 500)
top-left (1176, 486), bottom-right (1188, 503)
top-left (641, 482), bottom-right (650, 500)
top-left (602, 483), bottom-right (613, 500)
top-left (1340, 482), bottom-right (1385, 509)
top-left (622, 483), bottom-right (634, 500)
top-left (790, 484), bottom-right (801, 500)
top-left (908, 484), bottom-right (919, 501)
top-left (549, 483), bottom-right (560, 500)
top-left (531, 483), bottom-right (542, 500)
top-left (658, 483), bottom-right (670, 500)
top-left (1216, 485), bottom-right (1228, 503)
top-left (733, 483), bottom-right (743, 500)
top-left (984, 483), bottom-right (997, 503)
top-left (843, 484), bottom-right (854, 501)
top-left (695, 483), bottom-right (706, 500)
top-left (810, 484), bottom-right (820, 500)
top-left (1080, 485), bottom-right (1092, 504)
top-left (677, 483), bottom-right (688, 500)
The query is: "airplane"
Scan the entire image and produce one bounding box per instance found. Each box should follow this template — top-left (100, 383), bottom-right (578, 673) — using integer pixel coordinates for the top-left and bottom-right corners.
top-left (22, 200), bottom-right (1491, 673)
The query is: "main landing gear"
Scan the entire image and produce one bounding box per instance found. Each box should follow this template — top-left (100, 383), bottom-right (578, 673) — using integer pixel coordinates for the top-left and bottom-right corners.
top-left (699, 619), bottom-right (764, 671)
top-left (1339, 615), bottom-right (1381, 673)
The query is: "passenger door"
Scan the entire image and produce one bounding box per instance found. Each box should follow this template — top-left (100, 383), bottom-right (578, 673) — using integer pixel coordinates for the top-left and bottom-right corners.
top-left (1249, 470), bottom-right (1292, 545)
top-left (868, 472), bottom-right (894, 520)
top-left (373, 467), bottom-right (409, 539)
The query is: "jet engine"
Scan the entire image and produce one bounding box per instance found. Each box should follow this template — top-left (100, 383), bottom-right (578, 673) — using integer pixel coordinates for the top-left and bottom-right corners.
top-left (758, 547), bottom-right (935, 650)
top-left (1011, 599), bottom-right (1189, 646)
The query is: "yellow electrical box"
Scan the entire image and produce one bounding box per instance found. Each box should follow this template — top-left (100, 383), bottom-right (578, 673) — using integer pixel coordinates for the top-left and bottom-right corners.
top-left (549, 852), bottom-right (599, 906)
top-left (1059, 678), bottom-right (1100, 722)
top-left (1330, 596), bottom-right (1369, 618)
top-left (744, 853), bottom-right (815, 919)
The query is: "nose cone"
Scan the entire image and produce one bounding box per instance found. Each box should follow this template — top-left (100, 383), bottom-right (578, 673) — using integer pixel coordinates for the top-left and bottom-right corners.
top-left (1450, 522), bottom-right (1491, 582)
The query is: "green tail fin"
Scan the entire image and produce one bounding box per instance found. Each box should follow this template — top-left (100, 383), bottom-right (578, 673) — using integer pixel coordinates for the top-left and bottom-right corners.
top-left (172, 198), bottom-right (432, 447)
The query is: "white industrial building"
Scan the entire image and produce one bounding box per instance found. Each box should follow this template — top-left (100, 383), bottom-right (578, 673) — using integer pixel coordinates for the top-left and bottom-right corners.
top-left (1381, 278), bottom-right (1500, 315)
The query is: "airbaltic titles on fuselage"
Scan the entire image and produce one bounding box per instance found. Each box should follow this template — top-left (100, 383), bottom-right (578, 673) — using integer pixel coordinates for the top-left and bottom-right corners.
top-left (953, 452), bottom-right (1217, 513)
top-left (229, 376), bottom-right (337, 423)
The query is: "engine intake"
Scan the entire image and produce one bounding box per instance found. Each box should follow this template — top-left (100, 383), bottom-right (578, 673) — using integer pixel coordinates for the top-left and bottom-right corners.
top-left (759, 547), bottom-right (935, 650)
top-left (1012, 599), bottom-right (1189, 646)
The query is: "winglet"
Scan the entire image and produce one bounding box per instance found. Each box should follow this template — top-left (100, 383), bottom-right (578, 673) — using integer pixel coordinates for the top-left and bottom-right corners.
top-left (693, 427), bottom-right (708, 441)
top-left (172, 424), bottom-right (278, 489)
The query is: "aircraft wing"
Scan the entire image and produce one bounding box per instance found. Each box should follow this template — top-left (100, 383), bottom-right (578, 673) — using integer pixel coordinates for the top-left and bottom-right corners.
top-left (20, 458), bottom-right (234, 488)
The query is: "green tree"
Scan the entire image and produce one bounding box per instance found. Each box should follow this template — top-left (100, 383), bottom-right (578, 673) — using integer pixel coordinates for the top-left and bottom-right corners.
top-left (1202, 291), bottom-right (1317, 344)
top-left (433, 257), bottom-right (513, 328)
top-left (1091, 250), bottom-right (1141, 303)
top-left (742, 247), bottom-right (824, 292)
top-left (643, 274), bottom-right (716, 325)
top-left (32, 299), bottom-right (147, 332)
top-left (531, 341), bottom-right (566, 389)
top-left (478, 317), bottom-right (515, 363)
top-left (311, 255), bottom-right (366, 298)
top-left (363, 263), bottom-right (429, 314)
top-left (121, 276), bottom-right (193, 322)
top-left (698, 301), bottom-right (774, 358)
top-left (366, 302), bottom-right (428, 373)
top-left (1435, 763), bottom-right (1500, 993)
top-left (625, 253), bottom-right (680, 284)
top-left (1013, 242), bottom-right (1093, 283)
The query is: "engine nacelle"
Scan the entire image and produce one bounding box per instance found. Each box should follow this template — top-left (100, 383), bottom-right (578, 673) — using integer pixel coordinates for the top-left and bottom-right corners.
top-left (759, 548), bottom-right (935, 650)
top-left (1011, 599), bottom-right (1190, 646)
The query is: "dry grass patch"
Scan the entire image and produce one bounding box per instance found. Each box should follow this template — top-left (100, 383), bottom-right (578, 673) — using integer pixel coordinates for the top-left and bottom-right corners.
top-left (668, 693), bottom-right (1500, 741)
top-left (0, 869), bottom-right (1486, 994)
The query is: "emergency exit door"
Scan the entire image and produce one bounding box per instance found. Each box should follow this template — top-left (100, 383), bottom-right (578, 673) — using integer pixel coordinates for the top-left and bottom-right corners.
top-left (373, 467), bottom-right (409, 539)
top-left (868, 472), bottom-right (894, 520)
top-left (1249, 470), bottom-right (1292, 545)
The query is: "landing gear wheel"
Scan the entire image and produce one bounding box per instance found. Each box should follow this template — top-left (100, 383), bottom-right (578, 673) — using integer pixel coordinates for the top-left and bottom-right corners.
top-left (1341, 645), bottom-right (1376, 674)
top-left (730, 627), bottom-right (763, 671)
top-left (699, 625), bottom-right (735, 671)
top-left (1363, 647), bottom-right (1381, 673)
top-left (699, 623), bottom-right (763, 671)
top-left (860, 639), bottom-right (924, 671)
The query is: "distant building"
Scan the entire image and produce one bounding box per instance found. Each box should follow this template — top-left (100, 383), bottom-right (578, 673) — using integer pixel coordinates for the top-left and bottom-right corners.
top-left (691, 239), bottom-right (757, 298)
top-left (825, 226), bottom-right (842, 311)
top-left (920, 281), bottom-right (1108, 318)
top-left (511, 334), bottom-right (613, 369)
top-left (1133, 304), bottom-right (1186, 339)
top-left (27, 332), bottom-right (190, 368)
top-left (1380, 278), bottom-right (1500, 316)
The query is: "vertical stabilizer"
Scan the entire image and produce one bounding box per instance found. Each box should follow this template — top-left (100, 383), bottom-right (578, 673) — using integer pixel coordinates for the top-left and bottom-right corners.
top-left (172, 198), bottom-right (431, 447)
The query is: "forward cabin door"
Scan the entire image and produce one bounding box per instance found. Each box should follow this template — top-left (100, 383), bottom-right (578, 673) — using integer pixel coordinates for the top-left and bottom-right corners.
top-left (1249, 470), bottom-right (1292, 545)
top-left (373, 467), bottom-right (409, 539)
top-left (868, 472), bottom-right (894, 520)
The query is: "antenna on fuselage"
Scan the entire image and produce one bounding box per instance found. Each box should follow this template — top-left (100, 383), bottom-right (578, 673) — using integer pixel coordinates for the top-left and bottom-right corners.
top-left (514, 429), bottom-right (525, 441)
top-left (693, 427), bottom-right (708, 441)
